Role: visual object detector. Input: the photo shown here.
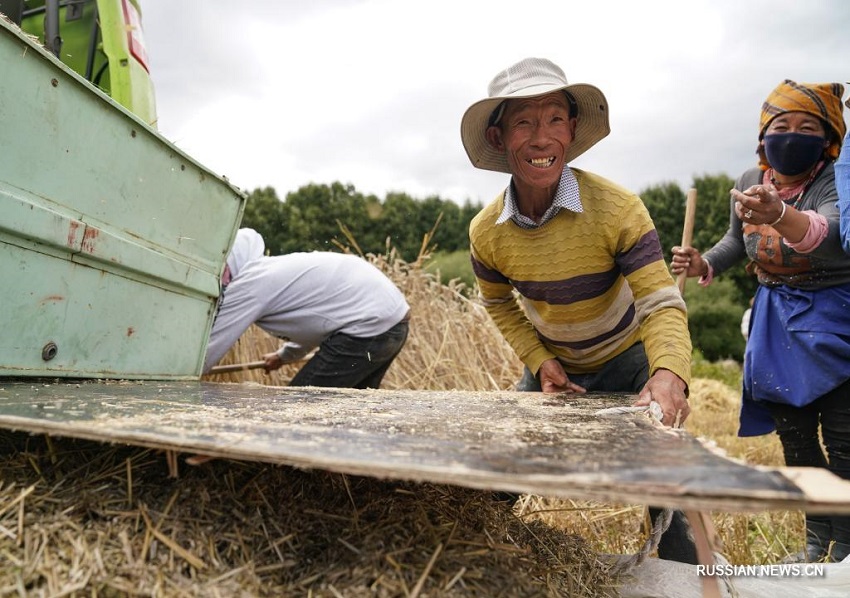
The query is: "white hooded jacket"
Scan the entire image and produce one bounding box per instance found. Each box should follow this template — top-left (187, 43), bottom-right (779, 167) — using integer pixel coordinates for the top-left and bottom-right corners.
top-left (203, 229), bottom-right (409, 373)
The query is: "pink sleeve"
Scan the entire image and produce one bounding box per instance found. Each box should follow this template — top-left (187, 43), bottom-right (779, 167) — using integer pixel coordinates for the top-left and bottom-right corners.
top-left (785, 211), bottom-right (828, 253)
top-left (698, 261), bottom-right (714, 287)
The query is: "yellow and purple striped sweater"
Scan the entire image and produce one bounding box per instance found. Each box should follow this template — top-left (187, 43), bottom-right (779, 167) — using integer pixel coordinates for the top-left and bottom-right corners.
top-left (469, 168), bottom-right (691, 385)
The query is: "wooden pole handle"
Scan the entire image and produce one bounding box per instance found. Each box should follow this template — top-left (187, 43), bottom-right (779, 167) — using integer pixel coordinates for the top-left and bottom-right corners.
top-left (208, 360), bottom-right (267, 374)
top-left (207, 353), bottom-right (314, 375)
top-left (677, 188), bottom-right (698, 294)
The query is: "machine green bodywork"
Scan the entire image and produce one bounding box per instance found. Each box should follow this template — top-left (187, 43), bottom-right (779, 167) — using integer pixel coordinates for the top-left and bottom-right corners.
top-left (13, 0), bottom-right (157, 125)
top-left (0, 10), bottom-right (245, 378)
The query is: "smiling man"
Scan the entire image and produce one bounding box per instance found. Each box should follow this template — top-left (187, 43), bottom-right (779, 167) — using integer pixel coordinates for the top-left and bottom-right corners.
top-left (462, 58), bottom-right (697, 563)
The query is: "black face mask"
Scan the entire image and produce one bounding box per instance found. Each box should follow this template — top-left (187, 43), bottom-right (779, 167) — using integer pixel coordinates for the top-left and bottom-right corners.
top-left (763, 132), bottom-right (826, 176)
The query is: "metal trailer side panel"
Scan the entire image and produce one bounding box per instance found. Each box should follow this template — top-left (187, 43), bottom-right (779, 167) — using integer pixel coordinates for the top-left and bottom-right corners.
top-left (0, 16), bottom-right (246, 378)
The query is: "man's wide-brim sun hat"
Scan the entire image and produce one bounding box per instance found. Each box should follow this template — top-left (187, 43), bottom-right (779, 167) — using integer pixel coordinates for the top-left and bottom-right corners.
top-left (461, 57), bottom-right (610, 174)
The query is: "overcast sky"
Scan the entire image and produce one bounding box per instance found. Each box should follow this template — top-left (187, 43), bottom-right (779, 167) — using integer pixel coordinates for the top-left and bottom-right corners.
top-left (140, 0), bottom-right (849, 205)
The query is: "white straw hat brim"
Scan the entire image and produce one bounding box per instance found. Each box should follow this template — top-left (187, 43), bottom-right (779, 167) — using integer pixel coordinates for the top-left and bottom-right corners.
top-left (461, 82), bottom-right (611, 173)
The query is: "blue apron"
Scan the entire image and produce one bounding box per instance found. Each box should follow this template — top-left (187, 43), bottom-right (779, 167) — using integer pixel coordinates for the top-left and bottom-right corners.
top-left (739, 283), bottom-right (850, 437)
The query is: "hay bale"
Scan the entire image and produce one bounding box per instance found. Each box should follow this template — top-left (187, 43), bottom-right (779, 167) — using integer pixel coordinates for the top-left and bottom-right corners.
top-left (0, 432), bottom-right (619, 596)
top-left (688, 379), bottom-right (737, 413)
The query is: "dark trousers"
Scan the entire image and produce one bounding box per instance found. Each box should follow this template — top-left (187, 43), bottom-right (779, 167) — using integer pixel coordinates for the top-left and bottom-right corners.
top-left (516, 343), bottom-right (698, 564)
top-left (515, 342), bottom-right (650, 393)
top-left (290, 319), bottom-right (409, 389)
top-left (766, 378), bottom-right (850, 544)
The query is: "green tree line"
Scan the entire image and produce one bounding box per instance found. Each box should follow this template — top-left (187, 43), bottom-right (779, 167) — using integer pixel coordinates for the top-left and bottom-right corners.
top-left (241, 174), bottom-right (758, 362)
top-left (242, 183), bottom-right (482, 261)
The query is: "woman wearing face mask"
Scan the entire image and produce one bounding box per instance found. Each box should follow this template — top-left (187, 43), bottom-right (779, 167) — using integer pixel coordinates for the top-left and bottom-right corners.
top-left (671, 80), bottom-right (850, 563)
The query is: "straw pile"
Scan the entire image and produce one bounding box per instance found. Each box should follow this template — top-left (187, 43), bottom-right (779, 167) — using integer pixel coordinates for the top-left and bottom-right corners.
top-left (0, 245), bottom-right (797, 596)
top-left (0, 431), bottom-right (616, 596)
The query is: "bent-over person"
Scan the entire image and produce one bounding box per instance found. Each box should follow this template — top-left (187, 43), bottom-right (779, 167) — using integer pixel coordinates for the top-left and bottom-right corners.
top-left (204, 228), bottom-right (410, 389)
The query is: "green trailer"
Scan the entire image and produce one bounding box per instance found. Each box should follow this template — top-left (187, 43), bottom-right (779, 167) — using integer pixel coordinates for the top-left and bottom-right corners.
top-left (0, 4), bottom-right (246, 379)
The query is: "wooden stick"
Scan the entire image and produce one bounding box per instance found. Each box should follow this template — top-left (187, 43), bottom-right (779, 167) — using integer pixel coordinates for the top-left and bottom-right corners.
top-left (208, 360), bottom-right (267, 374)
top-left (677, 188), bottom-right (698, 294)
top-left (208, 353), bottom-right (314, 375)
top-left (684, 510), bottom-right (722, 598)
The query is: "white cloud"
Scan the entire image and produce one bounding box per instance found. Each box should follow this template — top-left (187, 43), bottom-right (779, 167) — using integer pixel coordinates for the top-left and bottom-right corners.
top-left (141, 0), bottom-right (850, 204)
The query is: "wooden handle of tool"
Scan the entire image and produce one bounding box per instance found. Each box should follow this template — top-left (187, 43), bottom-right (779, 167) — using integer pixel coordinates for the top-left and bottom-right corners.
top-left (208, 360), bottom-right (267, 374)
top-left (677, 188), bottom-right (698, 294)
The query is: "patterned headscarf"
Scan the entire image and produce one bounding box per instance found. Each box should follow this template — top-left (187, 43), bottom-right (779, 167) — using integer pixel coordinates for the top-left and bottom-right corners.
top-left (758, 80), bottom-right (846, 166)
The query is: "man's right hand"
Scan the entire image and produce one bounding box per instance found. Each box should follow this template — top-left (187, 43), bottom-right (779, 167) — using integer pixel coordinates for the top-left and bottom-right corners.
top-left (538, 358), bottom-right (586, 394)
top-left (262, 351), bottom-right (284, 371)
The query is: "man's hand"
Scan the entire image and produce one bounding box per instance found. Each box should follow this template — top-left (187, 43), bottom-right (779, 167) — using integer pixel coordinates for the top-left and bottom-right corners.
top-left (634, 369), bottom-right (689, 427)
top-left (262, 351), bottom-right (284, 371)
top-left (538, 358), bottom-right (586, 394)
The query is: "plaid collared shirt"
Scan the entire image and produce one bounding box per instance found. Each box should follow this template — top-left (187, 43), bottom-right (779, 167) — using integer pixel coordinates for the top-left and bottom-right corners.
top-left (495, 165), bottom-right (583, 229)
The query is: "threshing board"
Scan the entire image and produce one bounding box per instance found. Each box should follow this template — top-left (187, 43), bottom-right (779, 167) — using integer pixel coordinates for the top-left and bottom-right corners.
top-left (1, 381), bottom-right (847, 514)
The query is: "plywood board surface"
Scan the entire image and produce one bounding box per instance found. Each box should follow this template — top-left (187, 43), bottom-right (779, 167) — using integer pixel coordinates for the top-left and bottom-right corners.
top-left (1, 380), bottom-right (847, 513)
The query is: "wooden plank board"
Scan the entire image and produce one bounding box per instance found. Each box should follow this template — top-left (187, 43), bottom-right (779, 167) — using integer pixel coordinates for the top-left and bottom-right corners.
top-left (0, 380), bottom-right (848, 513)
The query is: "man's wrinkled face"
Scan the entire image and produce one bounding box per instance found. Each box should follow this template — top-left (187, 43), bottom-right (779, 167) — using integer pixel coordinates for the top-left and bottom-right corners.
top-left (486, 92), bottom-right (577, 192)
